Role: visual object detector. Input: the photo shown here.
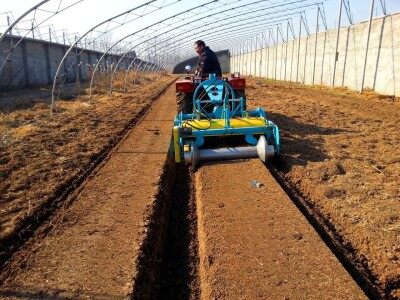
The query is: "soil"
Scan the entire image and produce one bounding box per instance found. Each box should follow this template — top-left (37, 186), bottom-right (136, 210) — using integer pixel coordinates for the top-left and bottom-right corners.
top-left (0, 82), bottom-right (178, 298)
top-left (246, 77), bottom-right (400, 297)
top-left (0, 74), bottom-right (398, 298)
top-left (0, 75), bottom-right (175, 265)
top-left (157, 166), bottom-right (200, 300)
top-left (195, 159), bottom-right (365, 299)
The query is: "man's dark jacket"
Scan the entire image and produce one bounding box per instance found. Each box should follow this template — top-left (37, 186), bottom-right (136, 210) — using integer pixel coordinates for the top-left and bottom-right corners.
top-left (196, 46), bottom-right (222, 78)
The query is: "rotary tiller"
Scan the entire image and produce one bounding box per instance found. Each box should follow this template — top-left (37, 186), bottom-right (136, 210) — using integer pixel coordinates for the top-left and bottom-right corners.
top-left (172, 73), bottom-right (280, 170)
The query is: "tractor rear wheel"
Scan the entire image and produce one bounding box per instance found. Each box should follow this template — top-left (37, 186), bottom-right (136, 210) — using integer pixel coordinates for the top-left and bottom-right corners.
top-left (176, 92), bottom-right (193, 114)
top-left (235, 89), bottom-right (246, 111)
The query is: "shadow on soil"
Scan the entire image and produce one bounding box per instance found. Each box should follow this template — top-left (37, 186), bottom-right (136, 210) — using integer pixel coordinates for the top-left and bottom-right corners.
top-left (268, 112), bottom-right (346, 171)
top-left (132, 162), bottom-right (199, 299)
top-left (265, 111), bottom-right (386, 299)
top-left (156, 166), bottom-right (199, 299)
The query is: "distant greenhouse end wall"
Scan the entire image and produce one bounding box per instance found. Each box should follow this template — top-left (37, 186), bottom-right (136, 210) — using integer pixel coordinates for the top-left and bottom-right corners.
top-left (173, 50), bottom-right (230, 74)
top-left (231, 13), bottom-right (400, 97)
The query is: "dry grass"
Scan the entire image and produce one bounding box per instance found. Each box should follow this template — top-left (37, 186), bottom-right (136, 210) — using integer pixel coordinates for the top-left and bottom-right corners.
top-left (0, 72), bottom-right (176, 246)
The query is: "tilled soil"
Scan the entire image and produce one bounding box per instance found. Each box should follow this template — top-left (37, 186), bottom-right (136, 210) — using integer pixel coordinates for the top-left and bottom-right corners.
top-left (0, 75), bottom-right (175, 265)
top-left (195, 159), bottom-right (366, 299)
top-left (0, 74), bottom-right (398, 298)
top-left (0, 83), bottom-right (178, 298)
top-left (246, 77), bottom-right (400, 297)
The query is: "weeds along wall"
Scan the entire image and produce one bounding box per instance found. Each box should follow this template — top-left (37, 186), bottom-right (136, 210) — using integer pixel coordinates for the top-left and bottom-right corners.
top-left (0, 35), bottom-right (139, 91)
top-left (231, 13), bottom-right (400, 97)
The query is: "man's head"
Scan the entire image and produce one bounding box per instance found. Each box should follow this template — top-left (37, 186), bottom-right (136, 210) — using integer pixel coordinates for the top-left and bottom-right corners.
top-left (194, 40), bottom-right (206, 55)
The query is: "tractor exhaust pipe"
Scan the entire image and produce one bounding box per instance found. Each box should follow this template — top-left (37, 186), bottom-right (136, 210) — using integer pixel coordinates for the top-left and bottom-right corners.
top-left (184, 135), bottom-right (275, 170)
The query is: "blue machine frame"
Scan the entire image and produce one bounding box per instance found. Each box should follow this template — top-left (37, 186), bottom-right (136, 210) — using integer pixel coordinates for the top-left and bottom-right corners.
top-left (173, 74), bottom-right (280, 163)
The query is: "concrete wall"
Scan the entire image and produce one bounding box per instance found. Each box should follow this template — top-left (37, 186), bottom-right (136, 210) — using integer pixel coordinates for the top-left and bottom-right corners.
top-left (173, 50), bottom-right (230, 74)
top-left (0, 35), bottom-right (149, 90)
top-left (231, 13), bottom-right (400, 97)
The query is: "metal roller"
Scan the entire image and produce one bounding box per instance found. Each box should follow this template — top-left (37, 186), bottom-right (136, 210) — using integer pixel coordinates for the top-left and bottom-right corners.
top-left (184, 135), bottom-right (275, 170)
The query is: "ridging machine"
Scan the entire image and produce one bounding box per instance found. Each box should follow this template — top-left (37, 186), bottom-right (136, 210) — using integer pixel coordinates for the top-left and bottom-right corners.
top-left (172, 72), bottom-right (280, 170)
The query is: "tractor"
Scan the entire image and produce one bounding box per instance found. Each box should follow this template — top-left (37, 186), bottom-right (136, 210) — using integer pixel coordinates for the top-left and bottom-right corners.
top-left (172, 69), bottom-right (280, 170)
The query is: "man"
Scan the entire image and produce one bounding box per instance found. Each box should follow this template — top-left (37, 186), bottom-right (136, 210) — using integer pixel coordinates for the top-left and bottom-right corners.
top-left (194, 40), bottom-right (222, 78)
top-left (176, 41), bottom-right (222, 113)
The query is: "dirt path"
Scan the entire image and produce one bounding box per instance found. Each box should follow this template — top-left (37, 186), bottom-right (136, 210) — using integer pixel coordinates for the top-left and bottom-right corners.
top-left (195, 159), bottom-right (366, 299)
top-left (0, 85), bottom-right (178, 299)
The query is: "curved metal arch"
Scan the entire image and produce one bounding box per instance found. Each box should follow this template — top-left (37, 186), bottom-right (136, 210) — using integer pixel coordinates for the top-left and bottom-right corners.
top-left (120, 2), bottom-right (319, 86)
top-left (108, 0), bottom-right (299, 86)
top-left (138, 23), bottom-right (282, 81)
top-left (173, 7), bottom-right (317, 57)
top-left (84, 0), bottom-right (230, 99)
top-left (146, 36), bottom-right (281, 83)
top-left (52, 0), bottom-right (180, 80)
top-left (86, 0), bottom-right (228, 101)
top-left (2, 0), bottom-right (324, 105)
top-left (186, 2), bottom-right (319, 51)
top-left (175, 24), bottom-right (289, 65)
top-left (103, 0), bottom-right (244, 81)
top-left (0, 0), bottom-right (83, 73)
top-left (109, 0), bottom-right (261, 87)
top-left (0, 0), bottom-right (49, 42)
top-left (111, 0), bottom-right (318, 88)
top-left (50, 0), bottom-right (183, 113)
top-left (133, 0), bottom-right (298, 75)
top-left (128, 22), bottom-right (286, 87)
top-left (150, 14), bottom-right (301, 73)
top-left (112, 0), bottom-right (311, 75)
top-left (140, 23), bottom-right (280, 72)
top-left (175, 4), bottom-right (320, 61)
